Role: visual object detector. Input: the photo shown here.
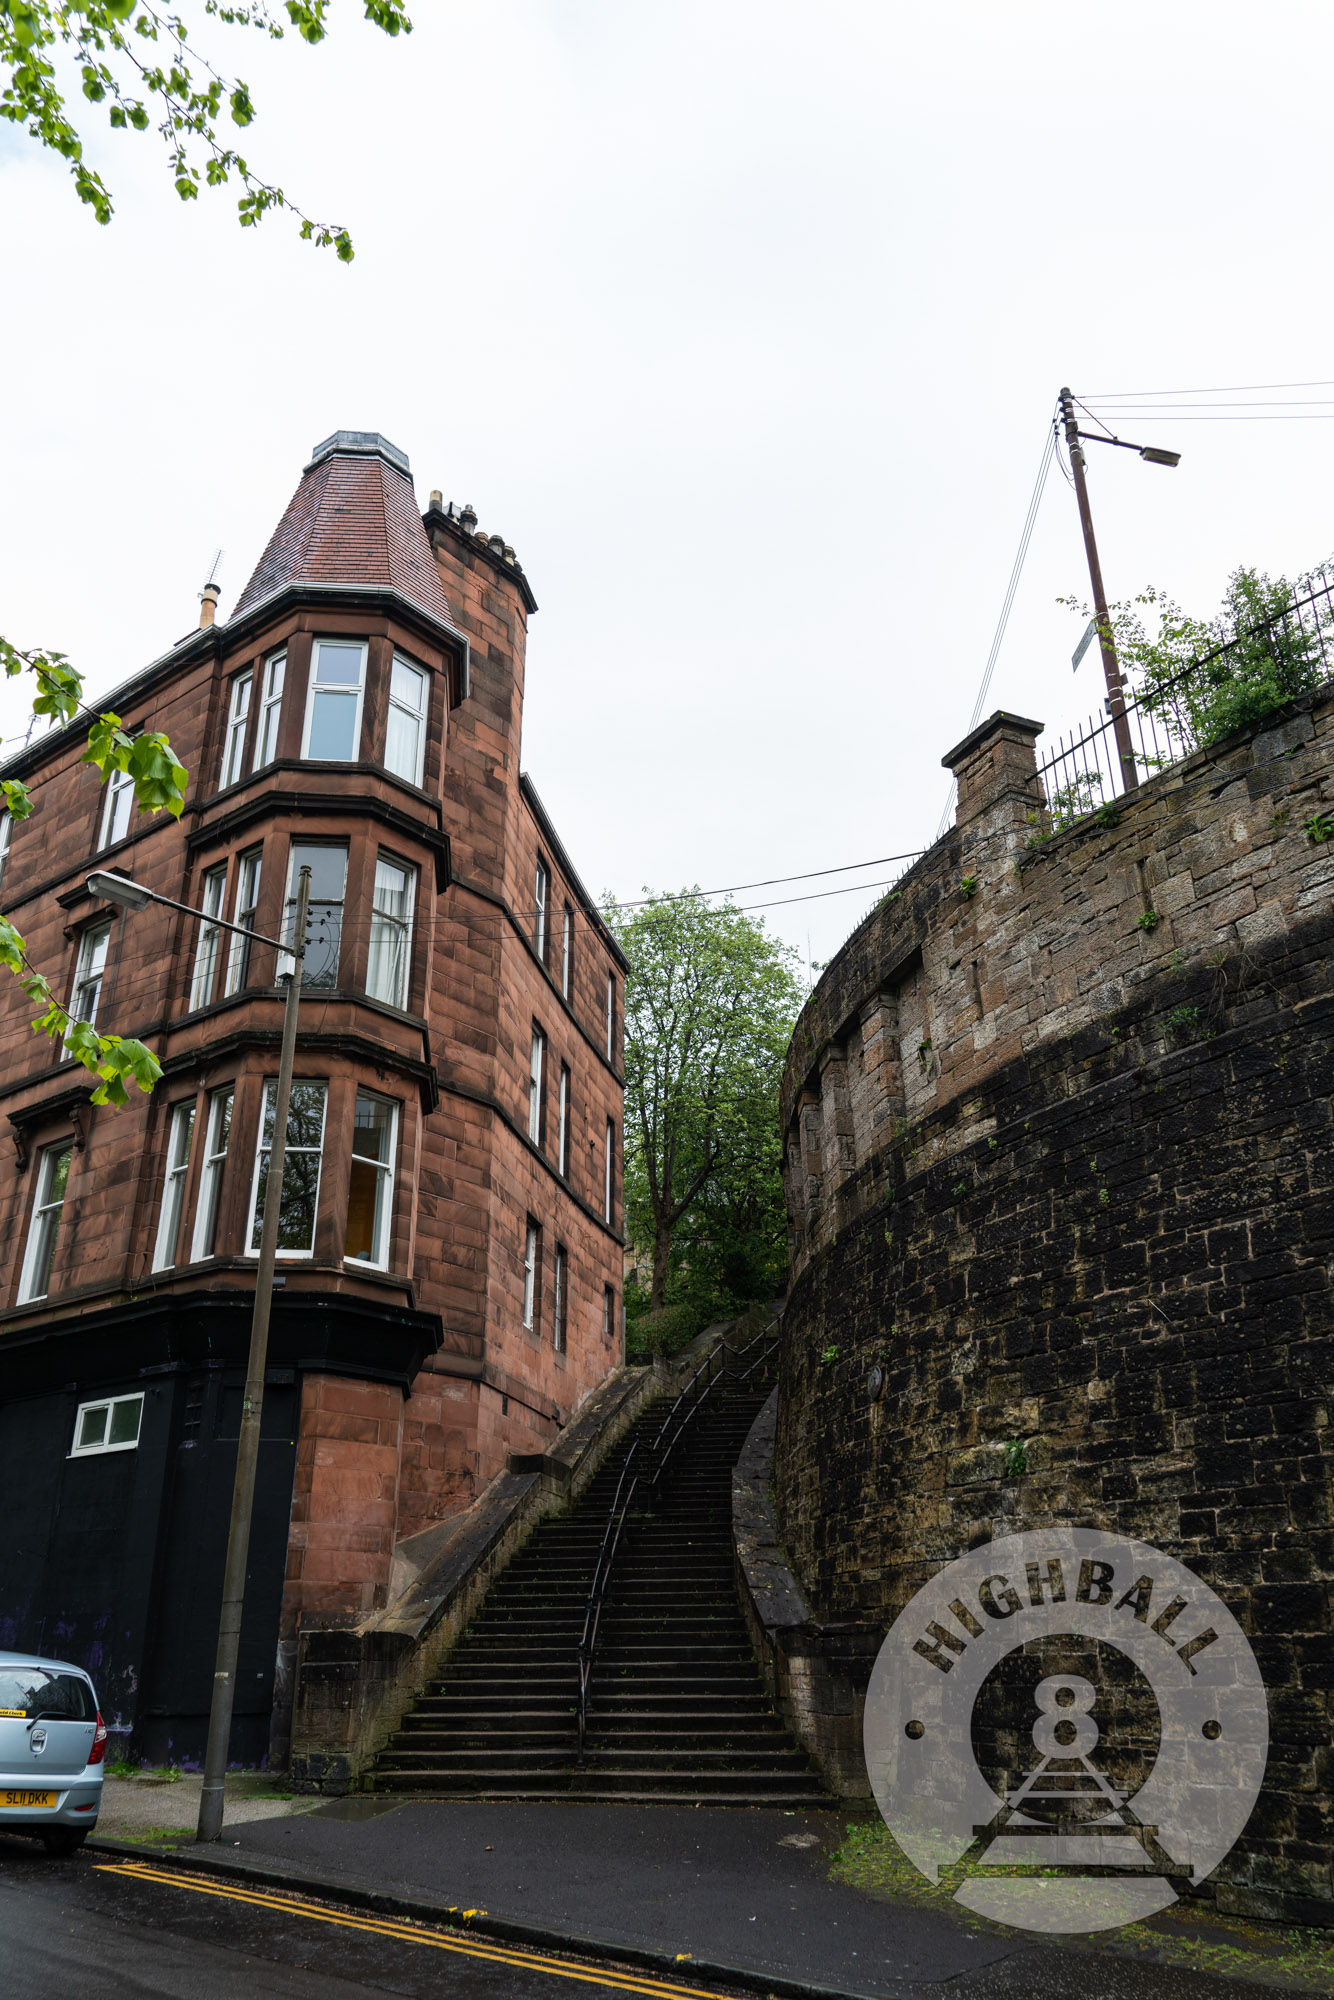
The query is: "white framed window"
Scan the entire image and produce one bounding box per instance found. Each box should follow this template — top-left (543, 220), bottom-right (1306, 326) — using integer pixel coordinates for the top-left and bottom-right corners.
top-left (220, 672), bottom-right (252, 788)
top-left (603, 1285), bottom-right (615, 1343)
top-left (18, 1142), bottom-right (73, 1302)
top-left (152, 1101), bottom-right (196, 1271)
top-left (302, 638), bottom-right (366, 762)
top-left (528, 1026), bottom-right (545, 1144)
top-left (534, 858), bottom-right (549, 962)
top-left (522, 1218), bottom-right (540, 1331)
top-left (553, 1244), bottom-right (567, 1354)
top-left (70, 1393), bottom-right (143, 1459)
top-left (345, 1091), bottom-right (398, 1268)
top-left (606, 971), bottom-right (616, 1062)
top-left (255, 652), bottom-right (286, 769)
top-left (191, 1086), bottom-right (233, 1261)
top-left (385, 656), bottom-right (427, 786)
top-left (247, 1079), bottom-right (328, 1257)
top-left (63, 923), bottom-right (110, 1060)
top-left (604, 1117), bottom-right (615, 1224)
top-left (100, 766), bottom-right (134, 849)
top-left (561, 905), bottom-right (573, 999)
top-left (557, 1063), bottom-right (570, 1178)
top-left (367, 856), bottom-right (415, 1008)
top-left (286, 842), bottom-right (347, 988)
top-left (224, 850), bottom-right (262, 997)
top-left (189, 866), bottom-right (227, 1010)
top-left (0, 810), bottom-right (12, 894)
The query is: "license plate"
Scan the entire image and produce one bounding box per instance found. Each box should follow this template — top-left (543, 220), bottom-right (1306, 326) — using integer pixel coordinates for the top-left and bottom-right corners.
top-left (0, 1790), bottom-right (57, 1809)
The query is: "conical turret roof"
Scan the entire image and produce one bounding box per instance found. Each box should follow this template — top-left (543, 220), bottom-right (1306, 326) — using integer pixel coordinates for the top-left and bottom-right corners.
top-left (233, 431), bottom-right (459, 630)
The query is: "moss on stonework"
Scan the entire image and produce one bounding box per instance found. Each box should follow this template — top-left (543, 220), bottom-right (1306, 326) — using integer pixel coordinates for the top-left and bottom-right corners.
top-left (830, 1822), bottom-right (1334, 1994)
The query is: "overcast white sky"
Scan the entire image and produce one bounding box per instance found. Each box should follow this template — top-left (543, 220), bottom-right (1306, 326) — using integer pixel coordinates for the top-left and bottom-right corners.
top-left (3, 2), bottom-right (1333, 970)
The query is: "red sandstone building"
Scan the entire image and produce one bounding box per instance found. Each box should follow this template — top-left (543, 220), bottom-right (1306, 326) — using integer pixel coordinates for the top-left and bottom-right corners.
top-left (0, 431), bottom-right (626, 1762)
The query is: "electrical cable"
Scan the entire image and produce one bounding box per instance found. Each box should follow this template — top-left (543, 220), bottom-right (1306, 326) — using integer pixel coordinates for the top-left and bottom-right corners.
top-left (1080, 377), bottom-right (1334, 399)
top-left (934, 419), bottom-right (1057, 841)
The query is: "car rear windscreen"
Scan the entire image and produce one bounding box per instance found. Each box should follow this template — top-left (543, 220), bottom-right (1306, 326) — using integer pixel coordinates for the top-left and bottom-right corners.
top-left (0, 1669), bottom-right (95, 1720)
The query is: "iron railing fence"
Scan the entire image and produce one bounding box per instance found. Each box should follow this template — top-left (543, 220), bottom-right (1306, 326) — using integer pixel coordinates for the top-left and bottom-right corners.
top-left (574, 1321), bottom-right (781, 1760)
top-left (1031, 570), bottom-right (1334, 824)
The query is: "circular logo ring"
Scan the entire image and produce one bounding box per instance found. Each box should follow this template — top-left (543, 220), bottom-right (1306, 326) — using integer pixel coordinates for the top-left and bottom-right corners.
top-left (864, 1528), bottom-right (1268, 1934)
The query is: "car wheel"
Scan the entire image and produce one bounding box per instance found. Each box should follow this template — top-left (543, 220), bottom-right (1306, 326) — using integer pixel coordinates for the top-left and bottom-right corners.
top-left (41, 1830), bottom-right (88, 1857)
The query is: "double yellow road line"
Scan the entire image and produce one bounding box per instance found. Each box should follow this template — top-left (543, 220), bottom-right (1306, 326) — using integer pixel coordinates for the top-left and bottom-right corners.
top-left (95, 1860), bottom-right (723, 1999)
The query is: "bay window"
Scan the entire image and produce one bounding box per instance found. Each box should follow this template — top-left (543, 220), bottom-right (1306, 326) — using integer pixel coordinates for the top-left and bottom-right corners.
top-left (367, 856), bottom-right (415, 1008)
top-left (220, 672), bottom-right (252, 788)
top-left (255, 652), bottom-right (285, 769)
top-left (285, 842), bottom-right (347, 988)
top-left (18, 1142), bottom-right (73, 1302)
top-left (345, 1091), bottom-right (397, 1267)
top-left (191, 1086), bottom-right (233, 1261)
top-left (385, 656), bottom-right (427, 786)
top-left (302, 639), bottom-right (366, 762)
top-left (248, 1079), bottom-right (327, 1256)
top-left (152, 1101), bottom-right (195, 1270)
top-left (189, 866), bottom-right (227, 1010)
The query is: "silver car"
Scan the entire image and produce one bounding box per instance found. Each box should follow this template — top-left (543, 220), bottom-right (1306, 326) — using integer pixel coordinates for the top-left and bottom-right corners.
top-left (0, 1652), bottom-right (105, 1855)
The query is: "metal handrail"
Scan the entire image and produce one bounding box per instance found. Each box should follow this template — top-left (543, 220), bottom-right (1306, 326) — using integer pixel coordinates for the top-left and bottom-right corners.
top-left (573, 1319), bottom-right (784, 1761)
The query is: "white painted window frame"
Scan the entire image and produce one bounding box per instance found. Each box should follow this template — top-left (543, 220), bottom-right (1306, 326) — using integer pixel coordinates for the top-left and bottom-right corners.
top-left (191, 1085), bottom-right (234, 1262)
top-left (224, 849), bottom-right (262, 997)
top-left (189, 865), bottom-right (228, 1011)
top-left (18, 1141), bottom-right (74, 1303)
top-left (152, 1100), bottom-right (196, 1271)
top-left (528, 1026), bottom-right (545, 1144)
top-left (385, 653), bottom-right (428, 787)
top-left (221, 671), bottom-right (252, 788)
top-left (255, 651), bottom-right (286, 770)
top-left (246, 1078), bottom-right (328, 1259)
top-left (522, 1218), bottom-right (540, 1330)
top-left (70, 1392), bottom-right (144, 1459)
top-left (301, 638), bottom-right (367, 763)
top-left (366, 854), bottom-right (416, 1009)
top-left (99, 765), bottom-right (135, 849)
top-left (344, 1089), bottom-right (399, 1271)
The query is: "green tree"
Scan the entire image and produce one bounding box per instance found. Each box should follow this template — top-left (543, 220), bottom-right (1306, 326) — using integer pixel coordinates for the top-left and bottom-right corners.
top-left (1061, 561), bottom-right (1334, 764)
top-left (607, 889), bottom-right (804, 1338)
top-left (1, 0), bottom-right (411, 258)
top-left (0, 638), bottom-right (187, 1104)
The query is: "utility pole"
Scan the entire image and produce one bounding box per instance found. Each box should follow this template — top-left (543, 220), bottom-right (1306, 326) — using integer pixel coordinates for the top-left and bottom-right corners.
top-left (196, 866), bottom-right (310, 1843)
top-left (1059, 386), bottom-right (1138, 790)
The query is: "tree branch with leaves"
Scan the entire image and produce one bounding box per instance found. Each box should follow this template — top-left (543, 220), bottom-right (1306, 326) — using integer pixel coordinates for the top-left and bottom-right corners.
top-left (0, 635), bottom-right (187, 1105)
top-left (1, 0), bottom-right (411, 258)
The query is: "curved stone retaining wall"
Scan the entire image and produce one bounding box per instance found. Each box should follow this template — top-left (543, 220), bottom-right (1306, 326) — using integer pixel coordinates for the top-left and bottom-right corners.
top-left (775, 692), bottom-right (1334, 1917)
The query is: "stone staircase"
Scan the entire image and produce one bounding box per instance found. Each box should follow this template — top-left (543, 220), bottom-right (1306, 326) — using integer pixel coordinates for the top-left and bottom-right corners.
top-left (370, 1387), bottom-right (827, 1805)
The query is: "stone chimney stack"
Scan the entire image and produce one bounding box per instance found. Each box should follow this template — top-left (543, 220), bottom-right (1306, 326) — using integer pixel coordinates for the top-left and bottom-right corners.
top-left (198, 584), bottom-right (221, 629)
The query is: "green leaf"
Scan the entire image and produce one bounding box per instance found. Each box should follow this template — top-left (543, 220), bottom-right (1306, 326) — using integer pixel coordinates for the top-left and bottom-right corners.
top-left (2, 779), bottom-right (34, 821)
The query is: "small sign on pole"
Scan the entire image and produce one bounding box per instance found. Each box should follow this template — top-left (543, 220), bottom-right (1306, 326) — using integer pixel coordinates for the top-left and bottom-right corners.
top-left (1072, 618), bottom-right (1098, 674)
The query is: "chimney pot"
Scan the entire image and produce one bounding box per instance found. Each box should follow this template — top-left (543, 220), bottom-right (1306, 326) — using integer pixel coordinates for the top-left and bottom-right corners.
top-left (429, 488), bottom-right (443, 510)
top-left (459, 502), bottom-right (478, 533)
top-left (199, 583), bottom-right (221, 629)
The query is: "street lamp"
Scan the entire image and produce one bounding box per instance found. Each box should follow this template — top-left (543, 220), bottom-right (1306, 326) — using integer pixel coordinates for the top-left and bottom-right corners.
top-left (86, 863), bottom-right (311, 1843)
top-left (1058, 387), bottom-right (1182, 790)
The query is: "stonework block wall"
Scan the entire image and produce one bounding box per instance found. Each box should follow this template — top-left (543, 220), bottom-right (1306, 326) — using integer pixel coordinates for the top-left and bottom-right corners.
top-left (776, 689), bottom-right (1334, 1911)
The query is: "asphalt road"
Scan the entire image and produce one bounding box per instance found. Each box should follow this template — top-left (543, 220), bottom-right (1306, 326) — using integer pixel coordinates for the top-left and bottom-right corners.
top-left (0, 1836), bottom-right (745, 2000)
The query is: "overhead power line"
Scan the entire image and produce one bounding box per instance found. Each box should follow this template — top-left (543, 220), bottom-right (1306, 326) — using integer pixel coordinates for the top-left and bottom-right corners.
top-left (935, 420), bottom-right (1057, 841)
top-left (1081, 377), bottom-right (1334, 398)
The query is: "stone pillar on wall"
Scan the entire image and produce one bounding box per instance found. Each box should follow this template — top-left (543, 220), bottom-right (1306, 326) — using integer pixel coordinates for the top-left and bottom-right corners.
top-left (851, 996), bottom-right (902, 1163)
top-left (818, 1045), bottom-right (856, 1196)
top-left (942, 709), bottom-right (1043, 830)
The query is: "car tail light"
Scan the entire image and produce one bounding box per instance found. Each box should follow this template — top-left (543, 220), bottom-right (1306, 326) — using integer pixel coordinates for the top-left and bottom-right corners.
top-left (88, 1713), bottom-right (108, 1766)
